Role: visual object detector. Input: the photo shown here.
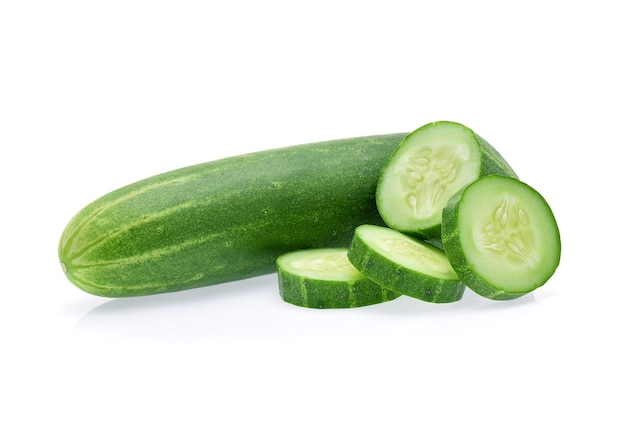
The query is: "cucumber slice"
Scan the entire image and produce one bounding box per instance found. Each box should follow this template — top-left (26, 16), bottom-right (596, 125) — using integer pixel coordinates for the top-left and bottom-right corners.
top-left (441, 175), bottom-right (561, 300)
top-left (276, 248), bottom-right (401, 308)
top-left (347, 225), bottom-right (465, 303)
top-left (376, 121), bottom-right (517, 241)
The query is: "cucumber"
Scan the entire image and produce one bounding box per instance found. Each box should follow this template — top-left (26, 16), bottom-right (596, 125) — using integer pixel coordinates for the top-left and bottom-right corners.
top-left (59, 133), bottom-right (407, 297)
top-left (376, 121), bottom-right (517, 241)
top-left (347, 225), bottom-right (465, 303)
top-left (276, 248), bottom-right (401, 308)
top-left (441, 175), bottom-right (561, 300)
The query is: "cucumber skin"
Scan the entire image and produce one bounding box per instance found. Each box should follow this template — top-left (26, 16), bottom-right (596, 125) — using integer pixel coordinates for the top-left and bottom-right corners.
top-left (59, 133), bottom-right (407, 297)
top-left (376, 121), bottom-right (518, 241)
top-left (441, 176), bottom-right (559, 300)
top-left (473, 133), bottom-right (518, 182)
top-left (347, 227), bottom-right (465, 303)
top-left (278, 270), bottom-right (401, 309)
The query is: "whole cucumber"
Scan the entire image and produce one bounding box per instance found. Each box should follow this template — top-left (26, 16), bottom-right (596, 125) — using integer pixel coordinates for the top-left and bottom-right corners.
top-left (59, 133), bottom-right (406, 297)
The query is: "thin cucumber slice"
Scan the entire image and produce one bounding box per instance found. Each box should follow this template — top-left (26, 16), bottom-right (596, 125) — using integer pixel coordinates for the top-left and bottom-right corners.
top-left (376, 121), bottom-right (517, 241)
top-left (276, 248), bottom-right (401, 309)
top-left (347, 225), bottom-right (465, 303)
top-left (441, 175), bottom-right (561, 300)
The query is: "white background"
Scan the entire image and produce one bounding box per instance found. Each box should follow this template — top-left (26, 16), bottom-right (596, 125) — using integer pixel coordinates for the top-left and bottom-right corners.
top-left (2, 1), bottom-right (624, 431)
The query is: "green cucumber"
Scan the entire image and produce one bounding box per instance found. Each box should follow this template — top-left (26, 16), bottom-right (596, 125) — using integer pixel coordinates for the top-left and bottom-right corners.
top-left (276, 248), bottom-right (401, 308)
top-left (441, 175), bottom-right (561, 300)
top-left (376, 121), bottom-right (517, 241)
top-left (347, 225), bottom-right (465, 303)
top-left (59, 133), bottom-right (407, 297)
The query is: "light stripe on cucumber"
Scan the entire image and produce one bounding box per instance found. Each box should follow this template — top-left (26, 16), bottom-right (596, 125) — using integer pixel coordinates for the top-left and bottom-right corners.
top-left (441, 175), bottom-right (561, 300)
top-left (276, 248), bottom-right (401, 309)
top-left (347, 225), bottom-right (465, 303)
top-left (376, 121), bottom-right (517, 242)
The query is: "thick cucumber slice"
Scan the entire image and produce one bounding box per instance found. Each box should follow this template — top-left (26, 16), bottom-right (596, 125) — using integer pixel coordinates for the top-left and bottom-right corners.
top-left (276, 248), bottom-right (401, 308)
top-left (441, 175), bottom-right (561, 300)
top-left (376, 121), bottom-right (517, 241)
top-left (347, 225), bottom-right (465, 303)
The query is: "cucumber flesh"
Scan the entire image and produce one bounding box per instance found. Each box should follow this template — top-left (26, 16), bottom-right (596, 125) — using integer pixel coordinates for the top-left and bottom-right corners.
top-left (376, 121), bottom-right (517, 240)
top-left (277, 248), bottom-right (401, 309)
top-left (347, 225), bottom-right (465, 303)
top-left (442, 175), bottom-right (561, 299)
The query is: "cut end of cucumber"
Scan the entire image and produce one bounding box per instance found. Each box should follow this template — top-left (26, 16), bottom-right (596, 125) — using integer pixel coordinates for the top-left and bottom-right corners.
top-left (443, 175), bottom-right (561, 298)
top-left (376, 121), bottom-right (482, 236)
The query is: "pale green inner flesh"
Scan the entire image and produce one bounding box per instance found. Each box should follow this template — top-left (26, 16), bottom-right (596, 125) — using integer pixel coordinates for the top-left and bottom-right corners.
top-left (357, 225), bottom-right (458, 280)
top-left (278, 248), bottom-right (366, 281)
top-left (458, 178), bottom-right (560, 292)
top-left (378, 123), bottom-right (481, 231)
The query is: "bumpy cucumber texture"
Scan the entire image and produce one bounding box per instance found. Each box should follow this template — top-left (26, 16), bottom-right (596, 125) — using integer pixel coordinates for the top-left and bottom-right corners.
top-left (277, 248), bottom-right (401, 308)
top-left (59, 133), bottom-right (407, 297)
top-left (376, 121), bottom-right (517, 241)
top-left (441, 175), bottom-right (561, 300)
top-left (347, 225), bottom-right (465, 303)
